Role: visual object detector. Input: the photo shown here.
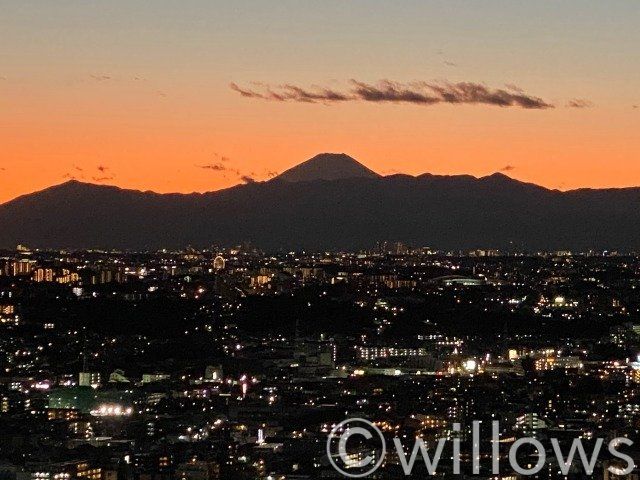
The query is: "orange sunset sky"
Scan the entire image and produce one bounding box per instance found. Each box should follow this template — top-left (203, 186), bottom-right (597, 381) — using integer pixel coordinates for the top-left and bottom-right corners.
top-left (1, 1), bottom-right (639, 204)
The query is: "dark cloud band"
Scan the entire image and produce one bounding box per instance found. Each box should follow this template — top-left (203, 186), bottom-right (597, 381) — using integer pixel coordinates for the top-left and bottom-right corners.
top-left (230, 79), bottom-right (554, 109)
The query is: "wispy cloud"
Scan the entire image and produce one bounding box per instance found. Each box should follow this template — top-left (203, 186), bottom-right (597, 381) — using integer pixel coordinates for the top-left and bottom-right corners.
top-left (195, 154), bottom-right (265, 183)
top-left (230, 79), bottom-right (554, 109)
top-left (197, 163), bottom-right (229, 172)
top-left (196, 153), bottom-right (233, 171)
top-left (90, 74), bottom-right (112, 81)
top-left (351, 80), bottom-right (440, 105)
top-left (230, 82), bottom-right (351, 104)
top-left (196, 154), bottom-right (239, 175)
top-left (566, 98), bottom-right (593, 108)
top-left (500, 165), bottom-right (516, 172)
top-left (77, 165), bottom-right (115, 182)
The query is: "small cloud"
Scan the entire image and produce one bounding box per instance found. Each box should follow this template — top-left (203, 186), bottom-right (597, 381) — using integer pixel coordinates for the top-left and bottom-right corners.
top-left (197, 154), bottom-right (246, 177)
top-left (196, 161), bottom-right (245, 178)
top-left (156, 90), bottom-right (167, 97)
top-left (73, 165), bottom-right (84, 172)
top-left (87, 166), bottom-right (114, 182)
top-left (197, 163), bottom-right (227, 171)
top-left (0, 167), bottom-right (6, 171)
top-left (90, 74), bottom-right (112, 81)
top-left (62, 173), bottom-right (76, 180)
top-left (500, 165), bottom-right (516, 172)
top-left (443, 60), bottom-right (457, 67)
top-left (566, 98), bottom-right (593, 108)
top-left (633, 105), bottom-right (638, 109)
top-left (196, 155), bottom-right (267, 183)
top-left (230, 82), bottom-right (267, 99)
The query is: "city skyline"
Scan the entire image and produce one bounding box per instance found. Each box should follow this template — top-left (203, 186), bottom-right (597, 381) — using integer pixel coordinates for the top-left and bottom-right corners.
top-left (1, 1), bottom-right (640, 203)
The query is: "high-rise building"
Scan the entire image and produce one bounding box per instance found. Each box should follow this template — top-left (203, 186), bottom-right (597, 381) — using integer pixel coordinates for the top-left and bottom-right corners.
top-left (11, 259), bottom-right (34, 276)
top-left (204, 365), bottom-right (223, 382)
top-left (33, 268), bottom-right (54, 282)
top-left (78, 372), bottom-right (101, 388)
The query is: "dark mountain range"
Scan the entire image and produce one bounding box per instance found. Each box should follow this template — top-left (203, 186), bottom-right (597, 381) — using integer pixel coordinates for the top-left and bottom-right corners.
top-left (1, 153), bottom-right (639, 251)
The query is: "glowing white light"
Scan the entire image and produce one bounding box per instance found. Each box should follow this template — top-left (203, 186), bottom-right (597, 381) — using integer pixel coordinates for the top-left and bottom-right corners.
top-left (464, 359), bottom-right (477, 371)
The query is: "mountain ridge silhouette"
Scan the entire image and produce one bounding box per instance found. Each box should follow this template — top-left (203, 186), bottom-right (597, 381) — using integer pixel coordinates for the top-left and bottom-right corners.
top-left (1, 153), bottom-right (639, 251)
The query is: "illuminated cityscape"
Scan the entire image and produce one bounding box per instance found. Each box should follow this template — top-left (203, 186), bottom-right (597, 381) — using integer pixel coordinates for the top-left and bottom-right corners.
top-left (1, 244), bottom-right (640, 478)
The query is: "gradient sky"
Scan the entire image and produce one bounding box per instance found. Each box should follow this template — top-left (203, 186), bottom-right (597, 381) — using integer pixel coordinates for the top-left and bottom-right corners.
top-left (1, 0), bottom-right (639, 203)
